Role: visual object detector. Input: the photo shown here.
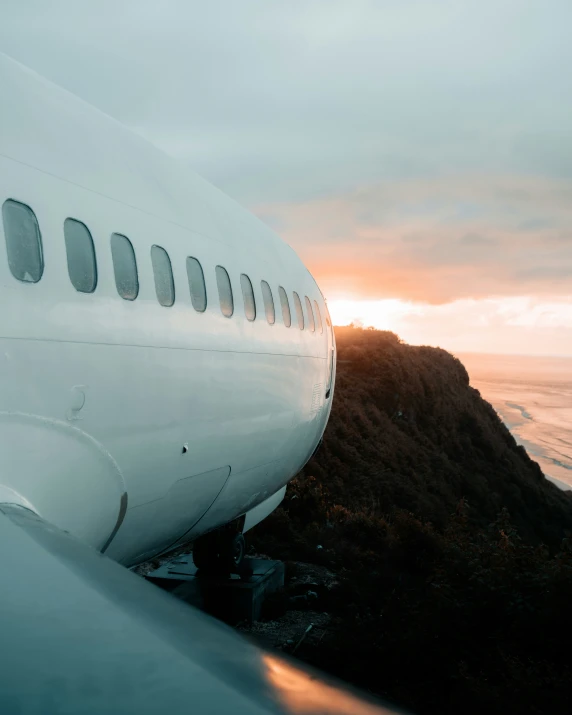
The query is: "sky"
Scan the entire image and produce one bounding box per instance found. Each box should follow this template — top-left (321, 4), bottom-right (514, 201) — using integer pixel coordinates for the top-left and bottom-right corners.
top-left (1, 0), bottom-right (572, 355)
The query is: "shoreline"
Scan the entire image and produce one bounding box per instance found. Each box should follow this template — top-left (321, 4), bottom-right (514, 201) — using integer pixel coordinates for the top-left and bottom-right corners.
top-left (494, 415), bottom-right (572, 493)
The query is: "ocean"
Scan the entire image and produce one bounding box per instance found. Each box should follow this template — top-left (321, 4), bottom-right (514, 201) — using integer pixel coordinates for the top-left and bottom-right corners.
top-left (456, 353), bottom-right (572, 491)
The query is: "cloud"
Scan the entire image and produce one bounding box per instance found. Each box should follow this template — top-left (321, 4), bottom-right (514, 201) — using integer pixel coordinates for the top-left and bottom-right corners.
top-left (458, 233), bottom-right (496, 246)
top-left (329, 296), bottom-right (572, 356)
top-left (514, 265), bottom-right (572, 281)
top-left (1, 0), bottom-right (572, 205)
top-left (256, 175), bottom-right (572, 303)
top-left (1, 0), bottom-right (571, 315)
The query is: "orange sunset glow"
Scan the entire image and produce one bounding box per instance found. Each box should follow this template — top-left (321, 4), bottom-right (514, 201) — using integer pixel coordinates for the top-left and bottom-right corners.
top-left (325, 297), bottom-right (572, 356)
top-left (255, 175), bottom-right (572, 356)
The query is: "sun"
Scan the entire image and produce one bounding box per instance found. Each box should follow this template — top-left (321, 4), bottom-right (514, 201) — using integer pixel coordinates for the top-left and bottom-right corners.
top-left (326, 299), bottom-right (419, 331)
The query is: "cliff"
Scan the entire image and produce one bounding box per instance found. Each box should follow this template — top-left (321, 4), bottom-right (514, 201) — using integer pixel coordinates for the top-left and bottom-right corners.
top-left (313, 326), bottom-right (571, 547)
top-left (249, 326), bottom-right (572, 715)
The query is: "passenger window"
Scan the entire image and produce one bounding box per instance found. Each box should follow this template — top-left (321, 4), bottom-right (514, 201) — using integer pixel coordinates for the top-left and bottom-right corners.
top-left (305, 296), bottom-right (315, 332)
top-left (314, 300), bottom-right (323, 334)
top-left (151, 245), bottom-right (175, 307)
top-left (293, 291), bottom-right (304, 330)
top-left (278, 286), bottom-right (291, 327)
top-left (240, 274), bottom-right (256, 321)
top-left (64, 218), bottom-right (97, 293)
top-left (2, 199), bottom-right (43, 283)
top-left (261, 281), bottom-right (275, 324)
top-left (186, 257), bottom-right (207, 312)
top-left (110, 233), bottom-right (138, 300)
top-left (216, 265), bottom-right (233, 317)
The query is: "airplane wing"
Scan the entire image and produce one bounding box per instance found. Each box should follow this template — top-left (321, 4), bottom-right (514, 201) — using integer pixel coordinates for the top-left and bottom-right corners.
top-left (0, 504), bottom-right (406, 714)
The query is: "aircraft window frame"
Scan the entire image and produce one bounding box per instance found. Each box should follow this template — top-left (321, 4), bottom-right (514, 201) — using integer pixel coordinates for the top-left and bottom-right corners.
top-left (278, 286), bottom-right (291, 327)
top-left (314, 300), bottom-right (323, 334)
top-left (150, 245), bottom-right (175, 307)
top-left (216, 265), bottom-right (234, 317)
top-left (110, 233), bottom-right (139, 301)
top-left (293, 291), bottom-right (304, 330)
top-left (261, 280), bottom-right (275, 325)
top-left (63, 218), bottom-right (97, 294)
top-left (305, 296), bottom-right (315, 332)
top-left (186, 256), bottom-right (207, 312)
top-left (240, 274), bottom-right (256, 321)
top-left (2, 199), bottom-right (44, 283)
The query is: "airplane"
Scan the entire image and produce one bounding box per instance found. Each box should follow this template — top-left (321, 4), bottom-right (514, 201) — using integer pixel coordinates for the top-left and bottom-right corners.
top-left (0, 52), bottom-right (403, 714)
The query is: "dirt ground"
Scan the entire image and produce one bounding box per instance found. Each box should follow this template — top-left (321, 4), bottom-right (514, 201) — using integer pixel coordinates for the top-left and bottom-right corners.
top-left (237, 560), bottom-right (337, 653)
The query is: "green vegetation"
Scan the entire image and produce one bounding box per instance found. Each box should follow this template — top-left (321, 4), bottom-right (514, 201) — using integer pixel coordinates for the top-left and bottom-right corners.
top-left (250, 326), bottom-right (572, 715)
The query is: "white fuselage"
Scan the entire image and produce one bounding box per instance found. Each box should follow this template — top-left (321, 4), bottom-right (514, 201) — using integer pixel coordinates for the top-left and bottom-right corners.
top-left (0, 54), bottom-right (335, 566)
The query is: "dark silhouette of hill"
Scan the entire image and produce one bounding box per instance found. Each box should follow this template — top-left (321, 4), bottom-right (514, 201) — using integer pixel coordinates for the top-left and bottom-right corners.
top-left (250, 326), bottom-right (572, 715)
top-left (312, 326), bottom-right (571, 547)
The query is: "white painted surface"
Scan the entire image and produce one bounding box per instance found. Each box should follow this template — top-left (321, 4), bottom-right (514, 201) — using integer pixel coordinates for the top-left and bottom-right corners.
top-left (0, 53), bottom-right (335, 565)
top-left (243, 486), bottom-right (287, 533)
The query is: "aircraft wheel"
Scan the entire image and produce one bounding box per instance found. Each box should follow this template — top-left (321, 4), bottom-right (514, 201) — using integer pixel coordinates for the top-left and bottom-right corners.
top-left (223, 532), bottom-right (245, 571)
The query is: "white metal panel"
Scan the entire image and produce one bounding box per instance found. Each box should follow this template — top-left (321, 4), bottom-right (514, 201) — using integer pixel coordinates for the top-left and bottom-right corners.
top-left (0, 52), bottom-right (335, 565)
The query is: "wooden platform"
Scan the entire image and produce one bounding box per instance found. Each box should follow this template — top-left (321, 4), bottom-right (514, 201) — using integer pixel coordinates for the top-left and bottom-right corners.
top-left (145, 555), bottom-right (285, 625)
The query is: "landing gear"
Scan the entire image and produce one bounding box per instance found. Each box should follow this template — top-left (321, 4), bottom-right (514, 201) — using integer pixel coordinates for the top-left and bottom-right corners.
top-left (228, 532), bottom-right (245, 570)
top-left (192, 528), bottom-right (246, 574)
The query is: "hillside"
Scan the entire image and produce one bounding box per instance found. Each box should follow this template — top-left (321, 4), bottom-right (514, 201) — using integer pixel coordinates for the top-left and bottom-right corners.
top-left (314, 326), bottom-right (571, 546)
top-left (249, 326), bottom-right (572, 715)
